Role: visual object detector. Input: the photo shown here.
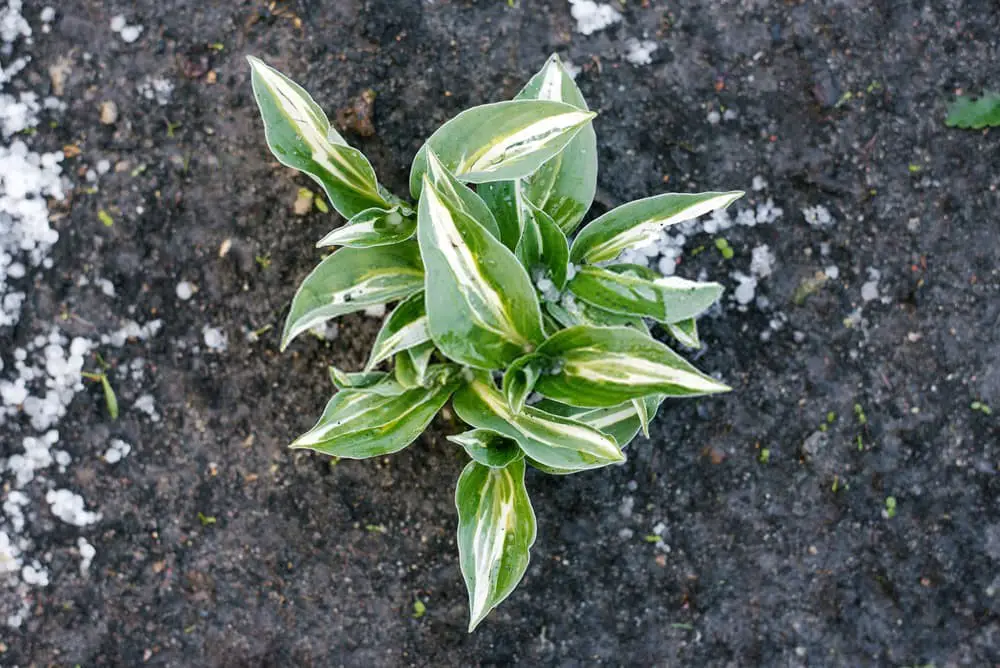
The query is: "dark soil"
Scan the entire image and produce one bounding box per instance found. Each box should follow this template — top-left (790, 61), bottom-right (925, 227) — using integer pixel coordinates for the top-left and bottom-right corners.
top-left (4, 0), bottom-right (1000, 665)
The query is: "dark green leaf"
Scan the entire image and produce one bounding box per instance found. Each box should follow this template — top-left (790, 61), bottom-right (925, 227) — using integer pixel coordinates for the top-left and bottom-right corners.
top-left (448, 429), bottom-right (524, 468)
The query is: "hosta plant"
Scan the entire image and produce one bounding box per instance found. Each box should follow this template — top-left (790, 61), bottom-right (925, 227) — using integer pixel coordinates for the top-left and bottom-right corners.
top-left (248, 54), bottom-right (742, 631)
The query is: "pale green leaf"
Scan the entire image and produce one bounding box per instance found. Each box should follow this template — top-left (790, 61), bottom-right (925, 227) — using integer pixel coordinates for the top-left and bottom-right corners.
top-left (502, 353), bottom-right (547, 415)
top-left (366, 292), bottom-right (431, 370)
top-left (316, 206), bottom-right (416, 248)
top-left (328, 365), bottom-right (407, 396)
top-left (291, 375), bottom-right (460, 457)
top-left (515, 193), bottom-right (570, 291)
top-left (666, 318), bottom-right (700, 348)
top-left (448, 429), bottom-right (524, 469)
top-left (945, 91), bottom-right (1000, 129)
top-left (568, 264), bottom-right (723, 323)
top-left (417, 177), bottom-right (544, 369)
top-left (409, 100), bottom-right (596, 198)
top-left (406, 341), bottom-right (436, 386)
top-left (394, 350), bottom-right (420, 389)
top-left (452, 374), bottom-right (624, 472)
top-left (532, 325), bottom-right (730, 407)
top-left (456, 458), bottom-right (536, 632)
top-left (247, 56), bottom-right (390, 218)
top-left (281, 243), bottom-right (424, 350)
top-left (570, 191), bottom-right (744, 264)
top-left (534, 394), bottom-right (664, 454)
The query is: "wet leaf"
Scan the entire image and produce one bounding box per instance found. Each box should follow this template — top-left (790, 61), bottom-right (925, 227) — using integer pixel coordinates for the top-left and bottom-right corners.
top-left (316, 206), bottom-right (416, 248)
top-left (448, 429), bottom-right (524, 468)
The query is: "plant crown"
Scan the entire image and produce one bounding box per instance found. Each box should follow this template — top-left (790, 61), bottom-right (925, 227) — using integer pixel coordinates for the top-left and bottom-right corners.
top-left (248, 53), bottom-right (742, 631)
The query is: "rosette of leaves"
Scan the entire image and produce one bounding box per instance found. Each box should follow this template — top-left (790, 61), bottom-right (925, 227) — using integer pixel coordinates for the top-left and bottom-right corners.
top-left (248, 54), bottom-right (742, 631)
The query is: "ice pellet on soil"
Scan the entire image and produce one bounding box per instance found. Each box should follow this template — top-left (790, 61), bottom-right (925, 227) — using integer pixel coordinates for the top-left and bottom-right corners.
top-left (40, 7), bottom-right (55, 23)
top-left (861, 268), bottom-right (881, 302)
top-left (203, 325), bottom-right (228, 351)
top-left (625, 39), bottom-right (657, 66)
top-left (22, 561), bottom-right (48, 586)
top-left (364, 304), bottom-right (387, 318)
top-left (78, 537), bottom-right (95, 573)
top-left (109, 15), bottom-right (126, 32)
top-left (45, 489), bottom-right (101, 527)
top-left (175, 280), bottom-right (194, 300)
top-left (119, 25), bottom-right (142, 43)
top-left (103, 438), bottom-right (131, 464)
top-left (568, 0), bottom-right (621, 35)
top-left (803, 204), bottom-right (834, 228)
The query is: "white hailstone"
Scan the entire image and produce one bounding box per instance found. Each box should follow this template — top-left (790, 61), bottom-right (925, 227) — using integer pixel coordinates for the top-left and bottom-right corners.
top-left (706, 110), bottom-right (721, 125)
top-left (825, 266), bottom-right (840, 280)
top-left (45, 489), bottom-right (101, 526)
top-left (751, 175), bottom-right (768, 192)
top-left (363, 304), bottom-right (387, 318)
top-left (568, 0), bottom-right (622, 35)
top-left (750, 245), bottom-right (776, 278)
top-left (78, 537), bottom-right (96, 573)
top-left (203, 325), bottom-right (228, 351)
top-left (109, 15), bottom-right (126, 32)
top-left (119, 25), bottom-right (142, 43)
top-left (625, 39), bottom-right (657, 66)
top-left (175, 280), bottom-right (194, 300)
top-left (40, 7), bottom-right (56, 23)
top-left (22, 561), bottom-right (49, 586)
top-left (802, 205), bottom-right (834, 228)
top-left (103, 438), bottom-right (131, 464)
top-left (134, 394), bottom-right (160, 422)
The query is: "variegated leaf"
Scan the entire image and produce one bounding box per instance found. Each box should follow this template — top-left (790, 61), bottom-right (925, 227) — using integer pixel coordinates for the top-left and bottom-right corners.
top-left (499, 53), bottom-right (599, 235)
top-left (666, 318), bottom-right (700, 349)
top-left (316, 206), bottom-right (416, 248)
top-left (328, 366), bottom-right (407, 396)
top-left (456, 458), bottom-right (536, 632)
top-left (281, 243), bottom-right (424, 350)
top-left (448, 429), bottom-right (524, 469)
top-left (394, 350), bottom-right (420, 389)
top-left (424, 149), bottom-right (500, 239)
top-left (570, 191), bottom-right (744, 264)
top-left (516, 193), bottom-right (570, 291)
top-left (533, 394), bottom-right (664, 456)
top-left (417, 177), bottom-right (544, 369)
top-left (366, 292), bottom-right (431, 370)
top-left (291, 375), bottom-right (460, 457)
top-left (406, 341), bottom-right (436, 386)
top-left (532, 325), bottom-right (730, 407)
top-left (247, 57), bottom-right (391, 218)
top-left (452, 373), bottom-right (624, 472)
top-left (502, 353), bottom-right (547, 415)
top-left (569, 264), bottom-right (723, 324)
top-left (409, 100), bottom-right (596, 198)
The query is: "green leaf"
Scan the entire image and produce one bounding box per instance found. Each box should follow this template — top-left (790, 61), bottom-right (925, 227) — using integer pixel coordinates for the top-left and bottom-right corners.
top-left (417, 177), bottom-right (544, 369)
top-left (665, 318), bottom-right (700, 349)
top-left (328, 366), bottom-right (407, 396)
top-left (534, 395), bottom-right (664, 452)
top-left (448, 429), bottom-right (524, 468)
top-left (101, 375), bottom-right (119, 420)
top-left (515, 194), bottom-right (570, 291)
top-left (502, 353), bottom-right (547, 415)
top-left (281, 243), bottom-right (424, 350)
top-left (406, 341), bottom-right (436, 386)
top-left (945, 91), bottom-right (1000, 129)
top-left (394, 350), bottom-right (420, 389)
top-left (568, 264), bottom-right (723, 323)
top-left (316, 206), bottom-right (416, 248)
top-left (452, 374), bottom-right (624, 472)
top-left (532, 325), bottom-right (730, 407)
top-left (366, 292), bottom-right (431, 370)
top-left (247, 57), bottom-right (390, 218)
top-left (409, 100), bottom-right (596, 198)
top-left (291, 375), bottom-right (459, 457)
top-left (514, 53), bottom-right (598, 234)
top-left (424, 149), bottom-right (500, 240)
top-left (455, 458), bottom-right (536, 631)
top-left (570, 191), bottom-right (744, 264)
top-left (477, 181), bottom-right (524, 251)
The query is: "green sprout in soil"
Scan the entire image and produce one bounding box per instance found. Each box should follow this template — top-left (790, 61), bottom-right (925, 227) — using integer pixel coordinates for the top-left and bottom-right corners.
top-left (971, 401), bottom-right (993, 416)
top-left (412, 600), bottom-right (426, 619)
top-left (247, 53), bottom-right (742, 632)
top-left (885, 496), bottom-right (897, 519)
top-left (758, 448), bottom-right (770, 464)
top-left (97, 209), bottom-right (114, 227)
top-left (82, 355), bottom-right (118, 420)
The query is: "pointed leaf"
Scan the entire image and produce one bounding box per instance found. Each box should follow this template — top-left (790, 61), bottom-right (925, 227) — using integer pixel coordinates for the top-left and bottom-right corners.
top-left (534, 395), bottom-right (664, 453)
top-left (417, 177), bottom-right (545, 369)
top-left (248, 56), bottom-right (390, 218)
top-left (452, 374), bottom-right (624, 472)
top-left (632, 398), bottom-right (651, 437)
top-left (316, 206), bottom-right (416, 248)
top-left (502, 353), bottom-right (547, 415)
top-left (394, 350), bottom-right (420, 389)
top-left (516, 194), bottom-right (570, 290)
top-left (448, 429), bottom-right (524, 469)
top-left (425, 149), bottom-right (500, 239)
top-left (406, 341), bottom-right (436, 386)
top-left (515, 53), bottom-right (598, 234)
top-left (532, 325), bottom-right (730, 407)
top-left (366, 292), bottom-right (431, 370)
top-left (328, 366), bottom-right (407, 396)
top-left (281, 244), bottom-right (424, 350)
top-left (570, 191), bottom-right (744, 264)
top-left (291, 376), bottom-right (460, 457)
top-left (666, 318), bottom-right (700, 348)
top-left (569, 264), bottom-right (723, 324)
top-left (409, 100), bottom-right (596, 198)
top-left (477, 181), bottom-right (524, 251)
top-left (456, 458), bottom-right (536, 632)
